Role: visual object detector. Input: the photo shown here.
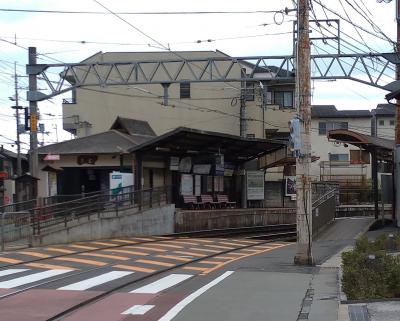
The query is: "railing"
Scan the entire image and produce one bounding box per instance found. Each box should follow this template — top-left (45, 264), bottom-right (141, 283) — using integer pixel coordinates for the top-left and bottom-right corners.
top-left (0, 211), bottom-right (31, 251)
top-left (339, 188), bottom-right (375, 205)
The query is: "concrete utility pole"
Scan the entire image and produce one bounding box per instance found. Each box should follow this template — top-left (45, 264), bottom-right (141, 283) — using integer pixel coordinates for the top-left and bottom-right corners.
top-left (28, 47), bottom-right (38, 178)
top-left (12, 62), bottom-right (22, 178)
top-left (294, 0), bottom-right (313, 265)
top-left (395, 0), bottom-right (400, 227)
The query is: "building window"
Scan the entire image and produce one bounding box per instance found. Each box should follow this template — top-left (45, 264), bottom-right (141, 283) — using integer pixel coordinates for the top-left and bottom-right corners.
top-left (329, 153), bottom-right (349, 162)
top-left (274, 91), bottom-right (293, 108)
top-left (379, 120), bottom-right (384, 126)
top-left (180, 82), bottom-right (190, 99)
top-left (246, 133), bottom-right (255, 138)
top-left (350, 150), bottom-right (370, 164)
top-left (319, 121), bottom-right (348, 135)
top-left (245, 82), bottom-right (255, 101)
top-left (390, 120), bottom-right (395, 126)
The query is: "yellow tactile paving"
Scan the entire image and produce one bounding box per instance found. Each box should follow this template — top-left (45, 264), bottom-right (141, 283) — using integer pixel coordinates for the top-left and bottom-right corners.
top-left (68, 244), bottom-right (99, 250)
top-left (25, 262), bottom-right (76, 270)
top-left (150, 244), bottom-right (183, 249)
top-left (174, 251), bottom-right (206, 258)
top-left (0, 257), bottom-right (22, 264)
top-left (189, 247), bottom-right (220, 253)
top-left (90, 241), bottom-right (119, 247)
top-left (182, 266), bottom-right (209, 272)
top-left (127, 246), bottom-right (167, 253)
top-left (156, 255), bottom-right (192, 262)
top-left (103, 249), bottom-right (149, 256)
top-left (135, 259), bottom-right (175, 267)
top-left (203, 244), bottom-right (234, 250)
top-left (18, 251), bottom-right (51, 258)
top-left (54, 257), bottom-right (107, 266)
top-left (79, 252), bottom-right (130, 261)
top-left (45, 247), bottom-right (76, 254)
top-left (114, 264), bottom-right (156, 273)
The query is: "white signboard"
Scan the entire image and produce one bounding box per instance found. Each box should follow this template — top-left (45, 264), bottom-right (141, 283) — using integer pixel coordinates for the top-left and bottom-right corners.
top-left (110, 171), bottom-right (134, 197)
top-left (246, 171), bottom-right (265, 200)
top-left (181, 174), bottom-right (193, 195)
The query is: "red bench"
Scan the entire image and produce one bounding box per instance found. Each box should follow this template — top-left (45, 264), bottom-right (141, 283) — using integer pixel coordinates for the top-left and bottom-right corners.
top-left (217, 194), bottom-right (236, 209)
top-left (201, 194), bottom-right (218, 209)
top-left (182, 195), bottom-right (202, 209)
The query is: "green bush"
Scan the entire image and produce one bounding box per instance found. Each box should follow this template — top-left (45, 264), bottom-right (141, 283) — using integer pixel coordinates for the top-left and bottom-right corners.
top-left (342, 234), bottom-right (400, 300)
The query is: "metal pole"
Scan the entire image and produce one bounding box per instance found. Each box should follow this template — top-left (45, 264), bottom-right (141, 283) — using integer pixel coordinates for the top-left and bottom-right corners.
top-left (396, 0), bottom-right (400, 227)
top-left (28, 47), bottom-right (38, 179)
top-left (294, 0), bottom-right (313, 265)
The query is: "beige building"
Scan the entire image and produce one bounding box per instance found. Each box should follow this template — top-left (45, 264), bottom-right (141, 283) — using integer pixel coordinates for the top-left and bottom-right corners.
top-left (62, 50), bottom-right (296, 140)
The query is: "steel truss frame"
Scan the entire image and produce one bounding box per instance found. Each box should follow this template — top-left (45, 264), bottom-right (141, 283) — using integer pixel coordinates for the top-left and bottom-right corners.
top-left (27, 53), bottom-right (395, 101)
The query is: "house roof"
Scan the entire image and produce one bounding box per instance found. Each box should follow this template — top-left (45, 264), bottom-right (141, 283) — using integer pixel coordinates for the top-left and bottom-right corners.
top-left (38, 130), bottom-right (153, 155)
top-left (374, 104), bottom-right (395, 117)
top-left (311, 105), bottom-right (371, 118)
top-left (129, 127), bottom-right (286, 163)
top-left (110, 117), bottom-right (156, 136)
top-left (0, 148), bottom-right (27, 161)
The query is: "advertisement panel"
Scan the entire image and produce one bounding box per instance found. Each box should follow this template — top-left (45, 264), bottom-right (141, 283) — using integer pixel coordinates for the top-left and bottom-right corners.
top-left (246, 171), bottom-right (265, 200)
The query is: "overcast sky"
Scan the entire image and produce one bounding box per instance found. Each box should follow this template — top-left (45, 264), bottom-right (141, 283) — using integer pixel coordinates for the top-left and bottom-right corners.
top-left (0, 0), bottom-right (397, 150)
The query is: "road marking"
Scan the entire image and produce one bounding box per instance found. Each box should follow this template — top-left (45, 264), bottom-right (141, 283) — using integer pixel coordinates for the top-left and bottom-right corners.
top-left (239, 249), bottom-right (261, 253)
top-left (79, 252), bottom-right (130, 261)
top-left (122, 304), bottom-right (155, 315)
top-left (90, 241), bottom-right (119, 247)
top-left (45, 247), bottom-right (76, 254)
top-left (25, 263), bottom-right (77, 270)
top-left (165, 240), bottom-right (199, 246)
top-left (233, 239), bottom-right (260, 244)
top-left (150, 244), bottom-right (183, 249)
top-left (131, 273), bottom-right (192, 294)
top-left (68, 244), bottom-right (99, 250)
top-left (0, 257), bottom-right (22, 264)
top-left (102, 249), bottom-right (149, 256)
top-left (224, 252), bottom-right (244, 256)
top-left (128, 246), bottom-right (167, 252)
top-left (189, 247), bottom-right (220, 253)
top-left (135, 259), bottom-right (175, 267)
top-left (182, 266), bottom-right (209, 272)
top-left (58, 271), bottom-right (133, 291)
top-left (158, 271), bottom-right (234, 321)
top-left (54, 257), bottom-right (107, 266)
top-left (18, 251), bottom-right (50, 259)
top-left (174, 251), bottom-right (205, 257)
top-left (190, 239), bottom-right (214, 243)
top-left (131, 237), bottom-right (153, 241)
top-left (213, 256), bottom-right (237, 259)
top-left (203, 244), bottom-right (234, 250)
top-left (156, 255), bottom-right (192, 262)
top-left (219, 241), bottom-right (247, 247)
top-left (111, 239), bottom-right (136, 244)
top-left (0, 269), bottom-right (28, 278)
top-left (0, 269), bottom-right (71, 288)
top-left (113, 264), bottom-right (155, 273)
top-left (197, 260), bottom-right (225, 265)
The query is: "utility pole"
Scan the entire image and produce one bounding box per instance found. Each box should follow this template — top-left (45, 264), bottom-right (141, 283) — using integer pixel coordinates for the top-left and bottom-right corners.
top-left (11, 62), bottom-right (22, 178)
top-left (28, 47), bottom-right (38, 178)
top-left (294, 0), bottom-right (313, 265)
top-left (395, 0), bottom-right (400, 227)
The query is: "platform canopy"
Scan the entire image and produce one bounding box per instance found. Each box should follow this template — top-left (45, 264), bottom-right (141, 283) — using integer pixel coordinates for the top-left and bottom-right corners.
top-left (129, 127), bottom-right (286, 163)
top-left (327, 129), bottom-right (394, 161)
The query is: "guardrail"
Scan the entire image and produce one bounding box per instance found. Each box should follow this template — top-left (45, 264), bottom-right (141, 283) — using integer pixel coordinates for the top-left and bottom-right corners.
top-left (0, 211), bottom-right (31, 251)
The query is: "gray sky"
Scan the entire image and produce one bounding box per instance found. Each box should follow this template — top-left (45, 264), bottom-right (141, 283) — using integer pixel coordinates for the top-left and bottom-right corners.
top-left (0, 0), bottom-right (397, 150)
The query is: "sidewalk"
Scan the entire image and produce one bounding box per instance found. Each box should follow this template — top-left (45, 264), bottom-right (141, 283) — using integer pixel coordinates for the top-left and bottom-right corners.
top-left (173, 217), bottom-right (375, 321)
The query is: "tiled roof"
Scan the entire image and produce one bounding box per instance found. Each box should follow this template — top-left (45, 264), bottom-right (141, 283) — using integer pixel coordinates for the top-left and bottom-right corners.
top-left (311, 105), bottom-right (371, 118)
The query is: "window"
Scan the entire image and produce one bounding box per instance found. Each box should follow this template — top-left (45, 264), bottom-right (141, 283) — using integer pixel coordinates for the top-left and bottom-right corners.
top-left (350, 150), bottom-right (370, 164)
top-left (245, 82), bottom-right (255, 101)
top-left (329, 153), bottom-right (349, 162)
top-left (390, 120), bottom-right (395, 126)
top-left (318, 121), bottom-right (348, 135)
top-left (274, 91), bottom-right (293, 108)
top-left (379, 120), bottom-right (384, 126)
top-left (246, 133), bottom-right (255, 138)
top-left (180, 82), bottom-right (190, 99)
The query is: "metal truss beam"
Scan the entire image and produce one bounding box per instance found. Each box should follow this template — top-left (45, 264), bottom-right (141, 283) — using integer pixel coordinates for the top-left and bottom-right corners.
top-left (27, 53), bottom-right (396, 101)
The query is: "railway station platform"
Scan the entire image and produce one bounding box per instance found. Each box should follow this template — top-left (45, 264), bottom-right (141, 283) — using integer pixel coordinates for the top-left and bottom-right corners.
top-left (171, 216), bottom-right (376, 321)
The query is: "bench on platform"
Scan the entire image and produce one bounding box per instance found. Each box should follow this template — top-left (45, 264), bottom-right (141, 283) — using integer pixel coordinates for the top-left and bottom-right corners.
top-left (182, 195), bottom-right (202, 209)
top-left (216, 194), bottom-right (236, 209)
top-left (200, 194), bottom-right (219, 209)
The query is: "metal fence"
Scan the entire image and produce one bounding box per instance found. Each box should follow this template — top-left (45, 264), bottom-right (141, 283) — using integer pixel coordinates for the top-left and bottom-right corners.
top-left (0, 185), bottom-right (172, 251)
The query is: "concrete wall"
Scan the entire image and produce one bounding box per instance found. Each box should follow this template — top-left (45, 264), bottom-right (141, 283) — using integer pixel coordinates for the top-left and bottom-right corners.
top-left (31, 204), bottom-right (175, 246)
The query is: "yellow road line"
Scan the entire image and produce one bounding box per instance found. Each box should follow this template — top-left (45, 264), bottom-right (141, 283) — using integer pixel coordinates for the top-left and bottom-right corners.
top-left (135, 259), bottom-right (175, 267)
top-left (203, 244), bottom-right (234, 250)
top-left (131, 237), bottom-right (154, 241)
top-left (54, 257), bottom-right (107, 266)
top-left (201, 244), bottom-right (290, 275)
top-left (25, 262), bottom-right (76, 270)
top-left (90, 241), bottom-right (119, 247)
top-left (18, 251), bottom-right (50, 258)
top-left (102, 249), bottom-right (149, 256)
top-left (45, 247), bottom-right (76, 254)
top-left (226, 252), bottom-right (244, 256)
top-left (197, 260), bottom-right (226, 265)
top-left (114, 264), bottom-right (155, 273)
top-left (68, 244), bottom-right (99, 250)
top-left (164, 240), bottom-right (199, 246)
top-left (182, 266), bottom-right (209, 272)
top-left (213, 256), bottom-right (237, 259)
top-left (79, 252), bottom-right (130, 261)
top-left (189, 247), bottom-right (220, 253)
top-left (239, 249), bottom-right (261, 253)
top-left (0, 257), bottom-right (22, 264)
top-left (127, 246), bottom-right (167, 252)
top-left (111, 239), bottom-right (136, 244)
top-left (219, 242), bottom-right (248, 247)
top-left (156, 255), bottom-right (192, 262)
top-left (190, 239), bottom-right (215, 243)
top-left (174, 251), bottom-right (206, 258)
top-left (150, 244), bottom-right (183, 249)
